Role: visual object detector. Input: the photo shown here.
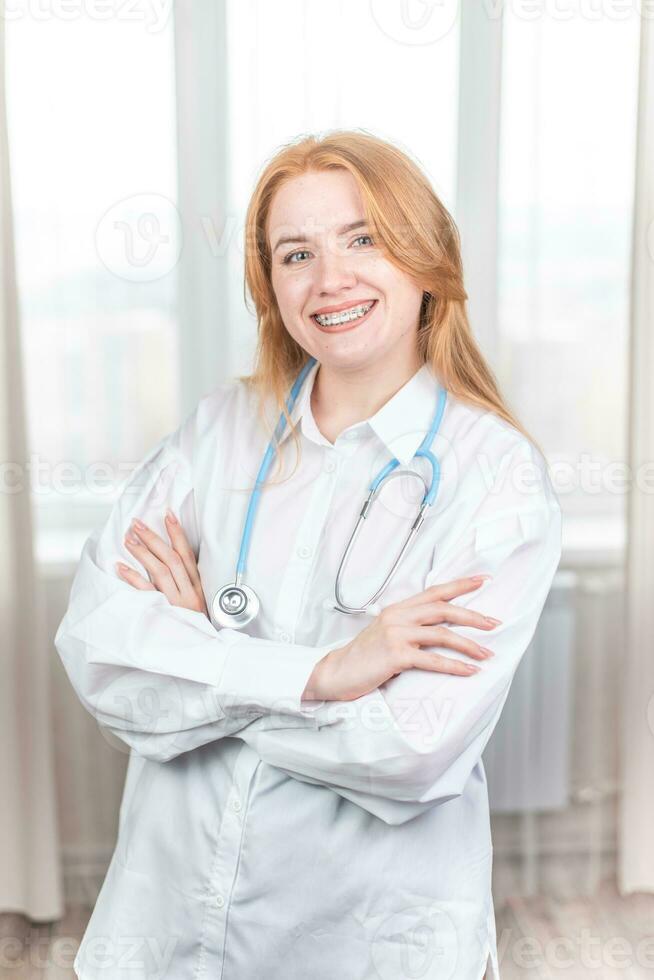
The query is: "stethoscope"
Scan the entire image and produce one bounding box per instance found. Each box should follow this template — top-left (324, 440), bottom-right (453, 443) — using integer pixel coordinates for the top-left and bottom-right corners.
top-left (211, 356), bottom-right (447, 629)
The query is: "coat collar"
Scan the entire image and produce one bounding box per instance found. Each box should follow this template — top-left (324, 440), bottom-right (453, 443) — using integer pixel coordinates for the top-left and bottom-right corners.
top-left (274, 359), bottom-right (445, 465)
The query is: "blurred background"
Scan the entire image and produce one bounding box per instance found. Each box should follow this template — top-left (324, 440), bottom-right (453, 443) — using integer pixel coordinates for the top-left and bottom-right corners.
top-left (1, 1), bottom-right (653, 977)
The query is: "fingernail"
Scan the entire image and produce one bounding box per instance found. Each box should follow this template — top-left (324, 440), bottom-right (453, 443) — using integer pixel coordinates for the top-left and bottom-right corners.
top-left (165, 509), bottom-right (178, 524)
top-left (471, 575), bottom-right (492, 583)
top-left (125, 531), bottom-right (140, 545)
top-left (132, 518), bottom-right (147, 531)
top-left (479, 646), bottom-right (495, 657)
top-left (465, 665), bottom-right (481, 673)
top-left (116, 562), bottom-right (128, 573)
top-left (484, 617), bottom-right (502, 627)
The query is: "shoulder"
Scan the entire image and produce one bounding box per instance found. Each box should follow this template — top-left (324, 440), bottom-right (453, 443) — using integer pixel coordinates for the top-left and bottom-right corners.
top-left (440, 391), bottom-right (560, 522)
top-left (159, 375), bottom-right (271, 469)
top-left (429, 392), bottom-right (562, 568)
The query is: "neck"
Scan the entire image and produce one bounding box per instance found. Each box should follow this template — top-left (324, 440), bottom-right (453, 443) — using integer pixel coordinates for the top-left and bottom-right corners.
top-left (310, 348), bottom-right (423, 444)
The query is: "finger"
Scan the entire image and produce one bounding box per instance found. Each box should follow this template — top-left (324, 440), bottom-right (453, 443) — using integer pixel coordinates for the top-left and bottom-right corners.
top-left (128, 521), bottom-right (193, 594)
top-left (400, 602), bottom-right (501, 631)
top-left (399, 576), bottom-right (491, 608)
top-left (116, 561), bottom-right (156, 591)
top-left (164, 511), bottom-right (202, 588)
top-left (408, 649), bottom-right (481, 676)
top-left (407, 625), bottom-right (495, 661)
top-left (123, 531), bottom-right (181, 601)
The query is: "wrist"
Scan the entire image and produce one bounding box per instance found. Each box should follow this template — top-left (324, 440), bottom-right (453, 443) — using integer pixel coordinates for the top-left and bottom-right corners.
top-left (301, 644), bottom-right (346, 701)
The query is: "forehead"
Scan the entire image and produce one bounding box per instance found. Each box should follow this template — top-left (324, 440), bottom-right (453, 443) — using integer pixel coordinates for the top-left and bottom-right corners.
top-left (267, 169), bottom-right (365, 241)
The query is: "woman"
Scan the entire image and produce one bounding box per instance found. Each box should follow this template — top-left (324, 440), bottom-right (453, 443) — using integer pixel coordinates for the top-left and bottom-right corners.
top-left (56, 130), bottom-right (561, 980)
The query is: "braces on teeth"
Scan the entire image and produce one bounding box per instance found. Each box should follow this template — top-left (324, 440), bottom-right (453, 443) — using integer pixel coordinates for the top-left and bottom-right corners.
top-left (314, 301), bottom-right (374, 326)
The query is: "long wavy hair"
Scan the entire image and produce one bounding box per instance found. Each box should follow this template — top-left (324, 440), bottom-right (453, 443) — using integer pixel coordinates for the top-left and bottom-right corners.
top-left (237, 129), bottom-right (535, 482)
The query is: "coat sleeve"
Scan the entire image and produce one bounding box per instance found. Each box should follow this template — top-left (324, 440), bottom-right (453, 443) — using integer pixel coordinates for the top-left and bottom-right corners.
top-left (54, 427), bottom-right (341, 764)
top-left (233, 442), bottom-right (563, 825)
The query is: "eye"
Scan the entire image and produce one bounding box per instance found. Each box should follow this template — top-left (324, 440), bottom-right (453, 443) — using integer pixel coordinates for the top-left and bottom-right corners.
top-left (282, 249), bottom-right (311, 266)
top-left (281, 234), bottom-right (374, 266)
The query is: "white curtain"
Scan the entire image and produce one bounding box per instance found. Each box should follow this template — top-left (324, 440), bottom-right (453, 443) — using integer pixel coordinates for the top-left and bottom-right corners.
top-left (0, 8), bottom-right (63, 921)
top-left (620, 15), bottom-right (654, 895)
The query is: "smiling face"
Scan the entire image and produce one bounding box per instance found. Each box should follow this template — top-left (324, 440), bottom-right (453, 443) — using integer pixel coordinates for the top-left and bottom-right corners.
top-left (267, 169), bottom-right (425, 375)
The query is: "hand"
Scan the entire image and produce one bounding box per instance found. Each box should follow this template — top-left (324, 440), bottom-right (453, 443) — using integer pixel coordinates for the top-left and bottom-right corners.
top-left (303, 576), bottom-right (501, 702)
top-left (116, 510), bottom-right (209, 617)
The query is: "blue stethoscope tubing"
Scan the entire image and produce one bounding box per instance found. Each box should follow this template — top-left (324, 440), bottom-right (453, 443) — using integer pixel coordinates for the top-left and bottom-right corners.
top-left (210, 355), bottom-right (447, 628)
top-left (238, 356), bottom-right (317, 581)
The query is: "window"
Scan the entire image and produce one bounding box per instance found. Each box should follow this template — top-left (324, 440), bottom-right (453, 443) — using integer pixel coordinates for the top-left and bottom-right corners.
top-left (5, 11), bottom-right (180, 564)
top-left (497, 10), bottom-right (640, 557)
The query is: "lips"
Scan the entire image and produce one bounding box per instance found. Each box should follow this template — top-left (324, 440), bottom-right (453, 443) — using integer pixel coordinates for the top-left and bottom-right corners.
top-left (312, 299), bottom-right (376, 316)
top-left (311, 299), bottom-right (378, 334)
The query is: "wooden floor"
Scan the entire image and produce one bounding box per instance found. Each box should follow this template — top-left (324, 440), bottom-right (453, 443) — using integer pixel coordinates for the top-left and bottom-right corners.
top-left (494, 877), bottom-right (654, 979)
top-left (1, 876), bottom-right (653, 978)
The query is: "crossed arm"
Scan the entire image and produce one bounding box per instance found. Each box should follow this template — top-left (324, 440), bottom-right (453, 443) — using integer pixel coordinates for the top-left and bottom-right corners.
top-left (55, 434), bottom-right (562, 824)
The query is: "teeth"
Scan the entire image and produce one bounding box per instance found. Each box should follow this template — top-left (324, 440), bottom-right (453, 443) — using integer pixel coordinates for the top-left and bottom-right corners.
top-left (314, 301), bottom-right (374, 327)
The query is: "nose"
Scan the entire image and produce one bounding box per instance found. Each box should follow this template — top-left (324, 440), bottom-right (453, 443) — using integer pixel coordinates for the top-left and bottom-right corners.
top-left (314, 248), bottom-right (358, 296)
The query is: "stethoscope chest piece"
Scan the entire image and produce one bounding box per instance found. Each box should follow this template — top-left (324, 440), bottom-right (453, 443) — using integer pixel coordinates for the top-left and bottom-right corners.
top-left (211, 582), bottom-right (260, 629)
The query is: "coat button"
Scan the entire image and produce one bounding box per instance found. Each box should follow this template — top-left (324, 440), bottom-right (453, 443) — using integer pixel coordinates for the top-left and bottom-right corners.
top-left (232, 799), bottom-right (242, 812)
top-left (324, 458), bottom-right (336, 473)
top-left (278, 630), bottom-right (291, 643)
top-left (215, 894), bottom-right (225, 908)
top-left (297, 545), bottom-right (312, 559)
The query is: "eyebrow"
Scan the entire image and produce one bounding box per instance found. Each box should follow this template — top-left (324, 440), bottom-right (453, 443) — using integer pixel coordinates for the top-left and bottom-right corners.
top-left (272, 219), bottom-right (369, 253)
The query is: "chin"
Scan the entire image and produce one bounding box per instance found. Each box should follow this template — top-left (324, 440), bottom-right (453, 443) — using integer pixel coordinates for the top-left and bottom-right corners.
top-left (322, 350), bottom-right (379, 369)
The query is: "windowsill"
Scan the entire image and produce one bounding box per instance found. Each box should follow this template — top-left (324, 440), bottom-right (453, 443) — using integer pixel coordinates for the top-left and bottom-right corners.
top-left (37, 528), bottom-right (96, 580)
top-left (559, 515), bottom-right (625, 570)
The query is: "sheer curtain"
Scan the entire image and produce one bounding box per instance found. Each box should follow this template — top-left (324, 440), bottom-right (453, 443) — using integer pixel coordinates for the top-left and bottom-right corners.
top-left (0, 5), bottom-right (63, 921)
top-left (620, 13), bottom-right (654, 893)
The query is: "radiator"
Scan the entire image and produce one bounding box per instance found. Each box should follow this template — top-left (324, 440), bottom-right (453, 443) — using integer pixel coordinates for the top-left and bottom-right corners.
top-left (482, 569), bottom-right (577, 813)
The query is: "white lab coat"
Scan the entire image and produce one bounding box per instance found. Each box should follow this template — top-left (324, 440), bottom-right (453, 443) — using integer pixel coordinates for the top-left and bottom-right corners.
top-left (55, 359), bottom-right (562, 979)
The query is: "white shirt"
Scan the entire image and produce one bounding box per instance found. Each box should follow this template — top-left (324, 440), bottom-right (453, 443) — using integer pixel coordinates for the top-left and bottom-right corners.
top-left (55, 359), bottom-right (562, 980)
